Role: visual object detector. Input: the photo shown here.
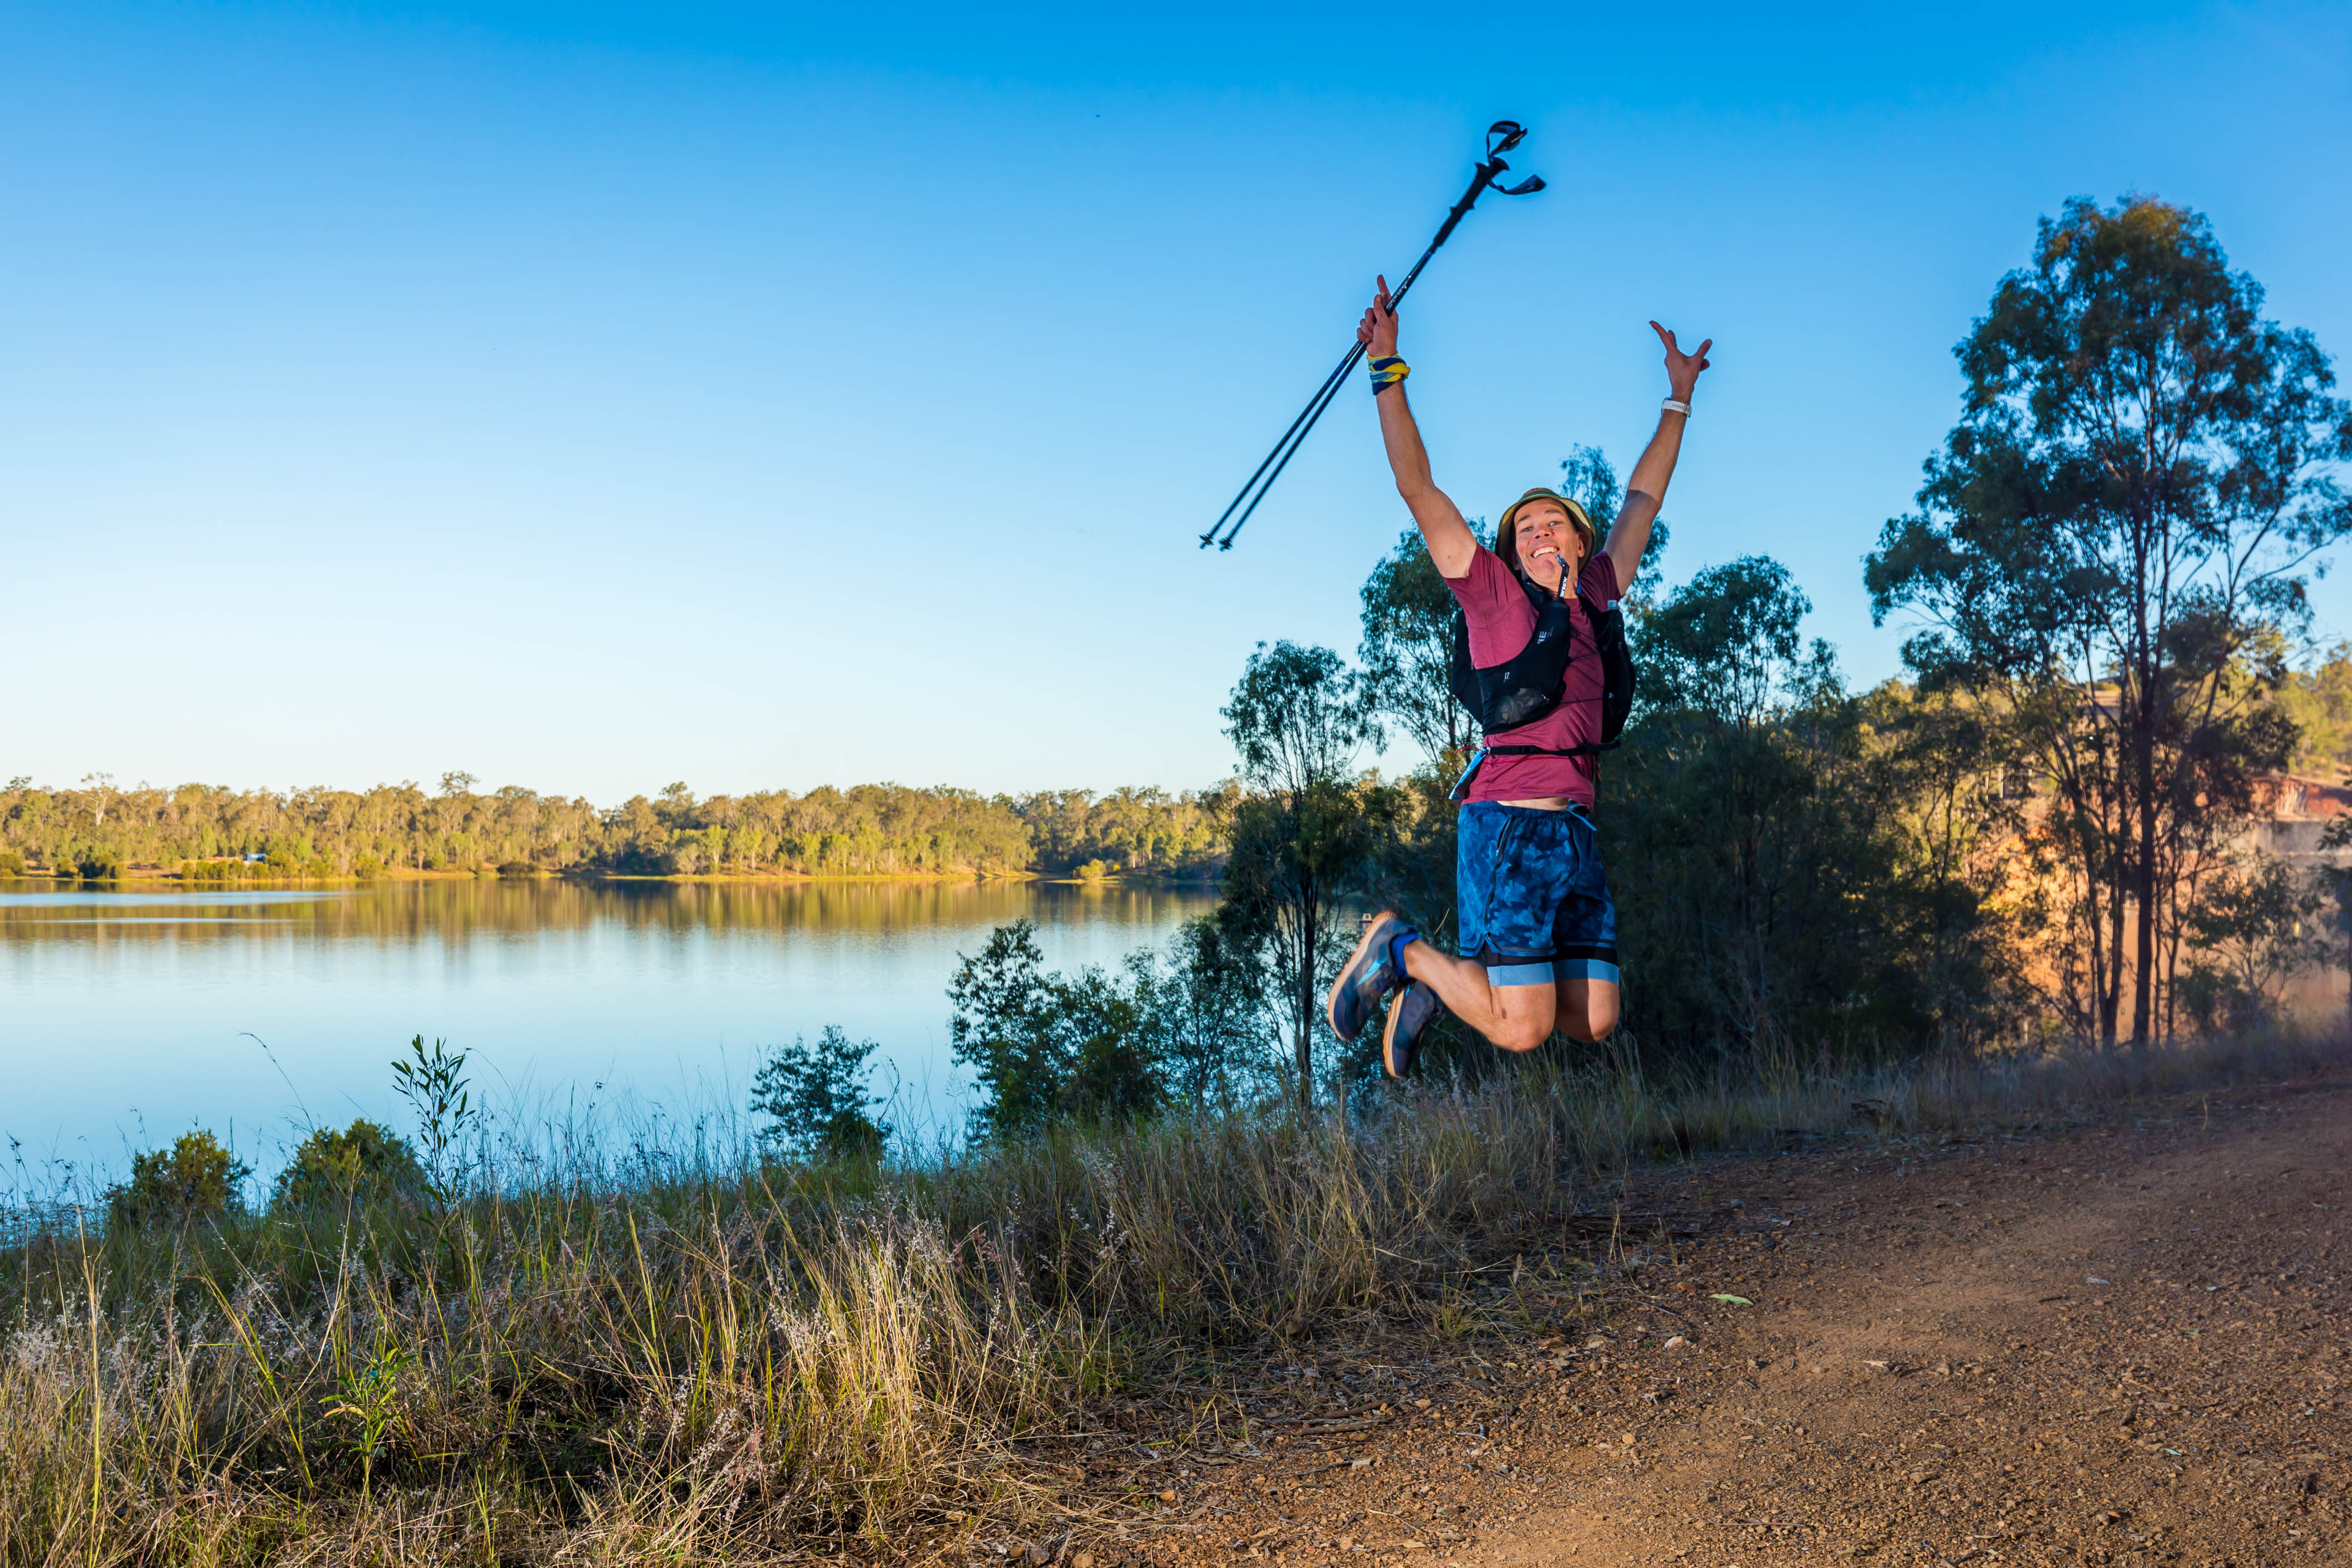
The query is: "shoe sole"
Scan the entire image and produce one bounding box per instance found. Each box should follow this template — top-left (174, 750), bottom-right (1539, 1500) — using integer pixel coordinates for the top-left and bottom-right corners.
top-left (1326, 911), bottom-right (1403, 1045)
top-left (1382, 987), bottom-right (1421, 1080)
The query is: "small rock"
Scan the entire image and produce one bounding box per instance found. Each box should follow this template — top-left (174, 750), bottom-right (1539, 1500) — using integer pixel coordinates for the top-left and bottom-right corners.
top-left (1585, 1336), bottom-right (1610, 1349)
top-left (1620, 1432), bottom-right (1637, 1446)
top-left (1663, 1336), bottom-right (1689, 1350)
top-left (1414, 1398), bottom-right (1431, 1408)
top-left (1025, 1546), bottom-right (1050, 1566)
top-left (1074, 1556), bottom-right (1095, 1568)
top-left (1158, 1490), bottom-right (1178, 1504)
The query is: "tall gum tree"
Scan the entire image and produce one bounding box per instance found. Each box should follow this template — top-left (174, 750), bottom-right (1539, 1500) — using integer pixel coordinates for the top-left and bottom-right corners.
top-left (1867, 196), bottom-right (2351, 1045)
top-left (1219, 640), bottom-right (1373, 1111)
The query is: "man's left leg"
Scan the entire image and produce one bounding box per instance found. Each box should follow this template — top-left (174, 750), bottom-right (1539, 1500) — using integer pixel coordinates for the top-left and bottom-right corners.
top-left (1550, 816), bottom-right (1621, 1042)
top-left (1554, 978), bottom-right (1620, 1042)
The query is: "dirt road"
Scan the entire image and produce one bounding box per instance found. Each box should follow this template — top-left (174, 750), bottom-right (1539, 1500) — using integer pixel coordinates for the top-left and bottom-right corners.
top-left (1087, 1075), bottom-right (2349, 1568)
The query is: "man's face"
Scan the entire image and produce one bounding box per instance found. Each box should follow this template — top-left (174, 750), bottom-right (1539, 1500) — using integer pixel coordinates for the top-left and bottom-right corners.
top-left (1514, 501), bottom-right (1584, 586)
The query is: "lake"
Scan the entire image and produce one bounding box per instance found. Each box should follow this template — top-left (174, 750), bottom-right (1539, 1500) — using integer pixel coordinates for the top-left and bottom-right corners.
top-left (0, 878), bottom-right (1218, 1183)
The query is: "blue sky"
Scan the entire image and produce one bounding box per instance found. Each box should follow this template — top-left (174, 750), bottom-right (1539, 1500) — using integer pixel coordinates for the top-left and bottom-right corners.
top-left (4, 2), bottom-right (2348, 801)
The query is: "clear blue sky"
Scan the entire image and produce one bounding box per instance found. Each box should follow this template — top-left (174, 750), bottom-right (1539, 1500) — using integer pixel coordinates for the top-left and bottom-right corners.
top-left (4, 2), bottom-right (2348, 801)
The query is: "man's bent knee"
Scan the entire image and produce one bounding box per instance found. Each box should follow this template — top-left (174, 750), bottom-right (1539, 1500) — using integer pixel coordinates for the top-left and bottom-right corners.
top-left (1490, 1017), bottom-right (1552, 1053)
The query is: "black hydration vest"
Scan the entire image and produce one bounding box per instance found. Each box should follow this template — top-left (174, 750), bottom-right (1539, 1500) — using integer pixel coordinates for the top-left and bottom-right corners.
top-left (1447, 568), bottom-right (1634, 794)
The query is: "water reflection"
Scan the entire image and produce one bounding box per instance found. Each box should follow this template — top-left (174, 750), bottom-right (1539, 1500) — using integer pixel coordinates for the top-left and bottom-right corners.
top-left (0, 878), bottom-right (1216, 1175)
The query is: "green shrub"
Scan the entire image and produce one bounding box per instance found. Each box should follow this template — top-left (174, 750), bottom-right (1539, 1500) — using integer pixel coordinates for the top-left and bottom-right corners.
top-left (353, 853), bottom-right (386, 879)
top-left (751, 1026), bottom-right (893, 1161)
top-left (75, 852), bottom-right (125, 880)
top-left (0, 849), bottom-right (22, 877)
top-left (270, 1118), bottom-right (429, 1210)
top-left (104, 1131), bottom-right (252, 1230)
top-left (496, 861), bottom-right (538, 878)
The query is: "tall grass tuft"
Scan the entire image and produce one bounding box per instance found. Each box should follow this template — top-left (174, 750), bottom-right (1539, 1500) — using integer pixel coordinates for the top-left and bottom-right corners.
top-left (3, 1024), bottom-right (2344, 1563)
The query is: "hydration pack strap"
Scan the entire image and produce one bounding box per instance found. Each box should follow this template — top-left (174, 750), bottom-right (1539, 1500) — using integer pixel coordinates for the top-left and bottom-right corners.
top-left (1448, 739), bottom-right (1621, 803)
top-left (1484, 740), bottom-right (1621, 759)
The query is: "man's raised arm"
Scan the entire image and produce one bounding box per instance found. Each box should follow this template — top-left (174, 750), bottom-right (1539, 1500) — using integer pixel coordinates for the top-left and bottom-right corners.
top-left (1602, 321), bottom-right (1713, 590)
top-left (1361, 277), bottom-right (1479, 581)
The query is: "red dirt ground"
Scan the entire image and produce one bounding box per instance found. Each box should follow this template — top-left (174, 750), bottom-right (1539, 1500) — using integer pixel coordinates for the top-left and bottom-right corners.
top-left (1058, 1073), bottom-right (2348, 1568)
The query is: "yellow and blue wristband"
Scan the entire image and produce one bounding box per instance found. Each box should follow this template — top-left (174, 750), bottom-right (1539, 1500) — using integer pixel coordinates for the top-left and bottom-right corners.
top-left (1370, 355), bottom-right (1409, 393)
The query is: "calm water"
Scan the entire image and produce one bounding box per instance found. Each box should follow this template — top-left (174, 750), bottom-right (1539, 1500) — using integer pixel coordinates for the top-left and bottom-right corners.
top-left (0, 878), bottom-right (1216, 1180)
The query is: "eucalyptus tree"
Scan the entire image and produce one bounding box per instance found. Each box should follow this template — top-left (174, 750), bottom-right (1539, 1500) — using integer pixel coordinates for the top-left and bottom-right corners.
top-left (1867, 196), bottom-right (2350, 1045)
top-left (1220, 640), bottom-right (1375, 1111)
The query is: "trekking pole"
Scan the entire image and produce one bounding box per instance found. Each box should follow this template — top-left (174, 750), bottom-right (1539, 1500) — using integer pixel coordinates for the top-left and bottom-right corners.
top-left (1200, 120), bottom-right (1545, 552)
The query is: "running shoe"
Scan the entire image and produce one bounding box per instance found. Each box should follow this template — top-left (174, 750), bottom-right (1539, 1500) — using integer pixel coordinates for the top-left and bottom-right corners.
top-left (1327, 910), bottom-right (1414, 1044)
top-left (1382, 980), bottom-right (1443, 1080)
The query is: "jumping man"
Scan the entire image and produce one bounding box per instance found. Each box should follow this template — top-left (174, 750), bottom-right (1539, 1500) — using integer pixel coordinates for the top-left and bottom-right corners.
top-left (1328, 276), bottom-right (1712, 1074)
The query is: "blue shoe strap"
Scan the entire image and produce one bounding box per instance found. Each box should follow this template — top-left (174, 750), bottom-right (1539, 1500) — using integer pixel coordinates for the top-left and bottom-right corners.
top-left (1388, 928), bottom-right (1420, 979)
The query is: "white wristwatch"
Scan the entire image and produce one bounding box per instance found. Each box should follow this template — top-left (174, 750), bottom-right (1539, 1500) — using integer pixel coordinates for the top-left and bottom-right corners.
top-left (1662, 398), bottom-right (1692, 416)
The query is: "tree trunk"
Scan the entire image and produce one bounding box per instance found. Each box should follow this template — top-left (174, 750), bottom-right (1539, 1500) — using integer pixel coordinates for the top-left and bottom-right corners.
top-left (2100, 823), bottom-right (2125, 1047)
top-left (2131, 693), bottom-right (2158, 1046)
top-left (1295, 898), bottom-right (1317, 1115)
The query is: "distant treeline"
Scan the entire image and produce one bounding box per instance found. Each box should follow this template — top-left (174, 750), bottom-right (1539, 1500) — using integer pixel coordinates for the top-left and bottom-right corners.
top-left (0, 774), bottom-right (1235, 881)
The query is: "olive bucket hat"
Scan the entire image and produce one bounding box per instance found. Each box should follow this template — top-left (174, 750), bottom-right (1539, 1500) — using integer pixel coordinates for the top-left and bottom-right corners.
top-left (1495, 487), bottom-right (1596, 573)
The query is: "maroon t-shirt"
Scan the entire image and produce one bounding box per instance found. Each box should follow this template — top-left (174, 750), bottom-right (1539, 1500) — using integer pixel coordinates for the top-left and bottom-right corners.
top-left (1443, 547), bottom-right (1621, 811)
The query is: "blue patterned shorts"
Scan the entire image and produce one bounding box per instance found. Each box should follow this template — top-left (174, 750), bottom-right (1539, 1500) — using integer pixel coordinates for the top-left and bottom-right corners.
top-left (1455, 801), bottom-right (1620, 988)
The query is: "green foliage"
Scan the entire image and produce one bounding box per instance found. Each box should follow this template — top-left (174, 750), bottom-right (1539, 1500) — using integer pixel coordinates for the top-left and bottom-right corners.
top-left (322, 1335), bottom-right (414, 1501)
top-left (1357, 526), bottom-right (1472, 762)
top-left (390, 1036), bottom-right (476, 1206)
top-left (1605, 673), bottom-right (2017, 1061)
top-left (1633, 555), bottom-right (1839, 724)
top-left (1556, 443), bottom-right (1623, 532)
top-left (0, 776), bottom-right (1233, 882)
top-left (1008, 786), bottom-right (1232, 878)
top-left (1147, 914), bottom-right (1275, 1108)
top-left (271, 1119), bottom-right (428, 1211)
top-left (104, 1130), bottom-right (252, 1230)
top-left (74, 851), bottom-right (123, 880)
top-left (750, 1027), bottom-right (893, 1160)
top-left (2273, 645), bottom-right (2352, 776)
top-left (2175, 855), bottom-right (2329, 1035)
top-left (0, 849), bottom-right (21, 877)
top-left (948, 920), bottom-right (1173, 1136)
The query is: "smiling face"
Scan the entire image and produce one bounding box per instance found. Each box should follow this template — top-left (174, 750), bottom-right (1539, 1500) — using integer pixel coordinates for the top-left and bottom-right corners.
top-left (1506, 498), bottom-right (1588, 590)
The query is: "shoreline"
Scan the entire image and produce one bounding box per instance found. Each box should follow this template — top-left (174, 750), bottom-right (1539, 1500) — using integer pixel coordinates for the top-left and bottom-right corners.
top-left (0, 867), bottom-right (1222, 890)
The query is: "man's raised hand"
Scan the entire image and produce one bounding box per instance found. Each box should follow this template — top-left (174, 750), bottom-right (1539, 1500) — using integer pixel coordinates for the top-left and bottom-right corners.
top-left (1650, 321), bottom-right (1713, 401)
top-left (1357, 276), bottom-right (1399, 359)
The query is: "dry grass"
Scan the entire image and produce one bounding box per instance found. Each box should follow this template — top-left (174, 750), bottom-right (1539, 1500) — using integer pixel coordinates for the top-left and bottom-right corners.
top-left (5, 1024), bottom-right (2345, 1566)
